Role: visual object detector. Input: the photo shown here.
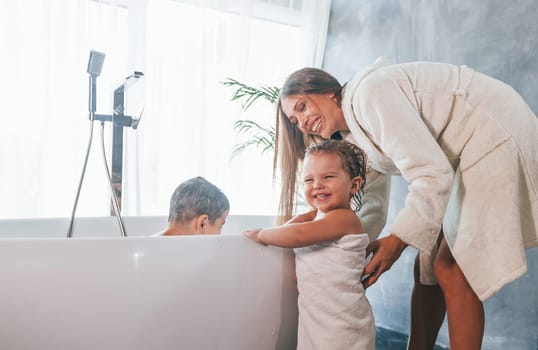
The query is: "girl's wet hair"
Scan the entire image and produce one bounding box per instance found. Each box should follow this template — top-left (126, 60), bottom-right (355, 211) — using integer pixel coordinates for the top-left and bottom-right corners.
top-left (305, 140), bottom-right (367, 212)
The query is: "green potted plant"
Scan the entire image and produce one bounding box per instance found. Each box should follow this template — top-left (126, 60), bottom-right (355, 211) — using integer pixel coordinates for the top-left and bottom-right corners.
top-left (223, 78), bottom-right (307, 212)
top-left (221, 78), bottom-right (279, 158)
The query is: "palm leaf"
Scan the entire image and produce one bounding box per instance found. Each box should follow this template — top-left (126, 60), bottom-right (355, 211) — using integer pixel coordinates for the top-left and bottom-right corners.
top-left (231, 120), bottom-right (275, 158)
top-left (222, 78), bottom-right (278, 158)
top-left (222, 78), bottom-right (280, 111)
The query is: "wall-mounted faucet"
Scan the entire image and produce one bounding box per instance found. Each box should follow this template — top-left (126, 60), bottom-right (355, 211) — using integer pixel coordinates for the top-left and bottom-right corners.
top-left (94, 71), bottom-right (144, 215)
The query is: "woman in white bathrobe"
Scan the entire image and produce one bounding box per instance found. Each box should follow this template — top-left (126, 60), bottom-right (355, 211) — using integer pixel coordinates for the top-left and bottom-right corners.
top-left (274, 58), bottom-right (538, 350)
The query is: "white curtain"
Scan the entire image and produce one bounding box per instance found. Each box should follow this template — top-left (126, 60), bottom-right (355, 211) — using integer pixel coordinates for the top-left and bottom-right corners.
top-left (0, 0), bottom-right (331, 219)
top-left (0, 0), bottom-right (130, 218)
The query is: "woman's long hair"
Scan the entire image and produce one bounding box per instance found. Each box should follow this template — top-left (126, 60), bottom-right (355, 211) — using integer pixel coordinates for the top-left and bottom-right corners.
top-left (274, 67), bottom-right (343, 223)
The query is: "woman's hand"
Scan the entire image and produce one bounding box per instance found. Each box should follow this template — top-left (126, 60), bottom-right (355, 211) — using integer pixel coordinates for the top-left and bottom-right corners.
top-left (362, 233), bottom-right (407, 288)
top-left (243, 228), bottom-right (266, 245)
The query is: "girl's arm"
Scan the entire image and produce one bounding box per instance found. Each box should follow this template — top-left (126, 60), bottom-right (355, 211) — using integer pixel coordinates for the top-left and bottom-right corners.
top-left (285, 209), bottom-right (317, 224)
top-left (244, 209), bottom-right (363, 248)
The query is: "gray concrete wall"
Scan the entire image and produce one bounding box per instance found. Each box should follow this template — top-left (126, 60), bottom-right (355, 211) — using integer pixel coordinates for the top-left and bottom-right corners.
top-left (323, 1), bottom-right (538, 348)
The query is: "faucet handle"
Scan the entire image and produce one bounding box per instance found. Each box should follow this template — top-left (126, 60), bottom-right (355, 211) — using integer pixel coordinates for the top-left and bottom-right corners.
top-left (131, 106), bottom-right (144, 130)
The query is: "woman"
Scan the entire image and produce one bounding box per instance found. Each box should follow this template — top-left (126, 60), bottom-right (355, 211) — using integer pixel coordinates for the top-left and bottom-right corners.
top-left (274, 58), bottom-right (538, 350)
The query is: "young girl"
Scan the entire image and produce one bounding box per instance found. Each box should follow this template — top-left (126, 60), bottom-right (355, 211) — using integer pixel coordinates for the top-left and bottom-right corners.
top-left (244, 139), bottom-right (375, 350)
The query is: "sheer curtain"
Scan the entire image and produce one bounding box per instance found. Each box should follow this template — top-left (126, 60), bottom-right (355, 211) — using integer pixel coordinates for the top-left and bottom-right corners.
top-left (0, 0), bottom-right (130, 218)
top-left (0, 0), bottom-right (331, 219)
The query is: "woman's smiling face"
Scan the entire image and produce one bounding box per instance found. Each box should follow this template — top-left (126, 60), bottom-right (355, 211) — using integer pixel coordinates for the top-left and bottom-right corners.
top-left (280, 93), bottom-right (347, 139)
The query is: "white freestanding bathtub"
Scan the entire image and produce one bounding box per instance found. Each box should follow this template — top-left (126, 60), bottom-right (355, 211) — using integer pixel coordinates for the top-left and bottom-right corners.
top-left (0, 216), bottom-right (298, 350)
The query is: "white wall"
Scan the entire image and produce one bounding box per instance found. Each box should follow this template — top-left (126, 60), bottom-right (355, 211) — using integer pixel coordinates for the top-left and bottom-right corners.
top-left (324, 1), bottom-right (538, 348)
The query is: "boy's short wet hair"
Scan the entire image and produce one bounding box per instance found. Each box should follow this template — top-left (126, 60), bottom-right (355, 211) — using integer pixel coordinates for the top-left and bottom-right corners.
top-left (168, 177), bottom-right (230, 223)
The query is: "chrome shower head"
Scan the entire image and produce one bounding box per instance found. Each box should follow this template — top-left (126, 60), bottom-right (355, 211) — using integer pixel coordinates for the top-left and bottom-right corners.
top-left (87, 50), bottom-right (105, 77)
top-left (87, 50), bottom-right (106, 114)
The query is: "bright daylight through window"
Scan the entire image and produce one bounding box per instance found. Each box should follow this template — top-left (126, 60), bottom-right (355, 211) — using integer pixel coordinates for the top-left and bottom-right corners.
top-left (0, 0), bottom-right (330, 218)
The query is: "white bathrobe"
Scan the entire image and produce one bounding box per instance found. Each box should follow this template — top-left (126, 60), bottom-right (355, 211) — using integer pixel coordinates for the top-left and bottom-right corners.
top-left (344, 58), bottom-right (538, 300)
top-left (294, 233), bottom-right (375, 350)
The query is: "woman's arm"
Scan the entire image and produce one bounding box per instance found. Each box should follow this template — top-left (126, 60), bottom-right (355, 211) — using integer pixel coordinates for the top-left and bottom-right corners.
top-left (350, 68), bottom-right (454, 287)
top-left (244, 209), bottom-right (363, 248)
top-left (353, 72), bottom-right (454, 253)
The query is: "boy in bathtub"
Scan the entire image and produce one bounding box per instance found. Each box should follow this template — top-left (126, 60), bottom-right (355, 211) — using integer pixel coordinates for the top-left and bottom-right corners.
top-left (155, 176), bottom-right (230, 236)
top-left (243, 140), bottom-right (375, 350)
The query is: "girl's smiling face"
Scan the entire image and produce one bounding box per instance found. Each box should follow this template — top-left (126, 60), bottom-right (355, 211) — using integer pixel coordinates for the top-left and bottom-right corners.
top-left (302, 151), bottom-right (360, 213)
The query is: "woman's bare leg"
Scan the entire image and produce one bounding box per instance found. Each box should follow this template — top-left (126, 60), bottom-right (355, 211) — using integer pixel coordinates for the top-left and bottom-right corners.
top-left (407, 253), bottom-right (446, 350)
top-left (434, 237), bottom-right (484, 350)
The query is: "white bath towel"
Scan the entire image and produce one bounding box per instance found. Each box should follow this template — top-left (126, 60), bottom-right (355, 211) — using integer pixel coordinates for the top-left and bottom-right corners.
top-left (294, 233), bottom-right (375, 350)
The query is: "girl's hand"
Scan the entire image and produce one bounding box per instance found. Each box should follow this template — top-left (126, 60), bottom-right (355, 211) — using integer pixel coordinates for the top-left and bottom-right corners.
top-left (243, 228), bottom-right (266, 245)
top-left (361, 234), bottom-right (407, 288)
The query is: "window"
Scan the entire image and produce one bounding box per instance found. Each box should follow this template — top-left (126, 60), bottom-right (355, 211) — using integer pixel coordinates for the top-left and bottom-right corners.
top-left (0, 0), bottom-right (331, 218)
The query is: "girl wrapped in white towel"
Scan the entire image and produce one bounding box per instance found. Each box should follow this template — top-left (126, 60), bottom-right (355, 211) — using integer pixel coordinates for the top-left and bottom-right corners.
top-left (244, 139), bottom-right (375, 350)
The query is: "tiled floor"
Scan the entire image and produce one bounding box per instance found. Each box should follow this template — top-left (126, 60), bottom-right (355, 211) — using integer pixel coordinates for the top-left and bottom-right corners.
top-left (375, 327), bottom-right (449, 350)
